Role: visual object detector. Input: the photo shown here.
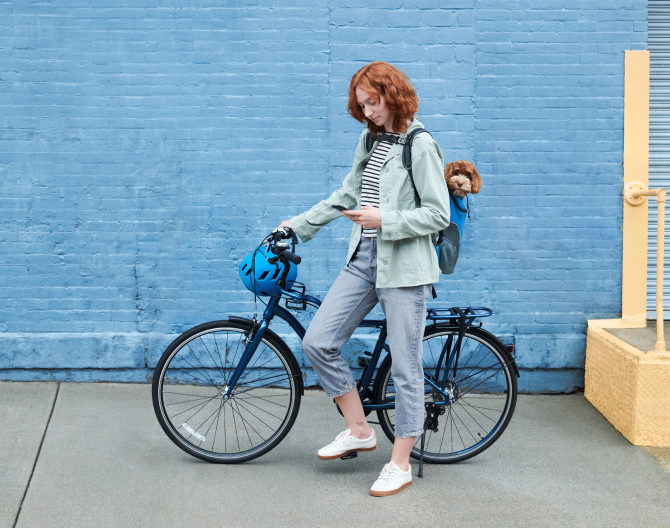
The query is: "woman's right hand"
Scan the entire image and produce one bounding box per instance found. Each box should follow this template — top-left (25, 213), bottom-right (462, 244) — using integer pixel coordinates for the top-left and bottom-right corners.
top-left (274, 219), bottom-right (295, 233)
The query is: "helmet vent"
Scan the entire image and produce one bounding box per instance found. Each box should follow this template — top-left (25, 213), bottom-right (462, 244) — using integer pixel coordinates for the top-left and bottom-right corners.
top-left (259, 271), bottom-right (270, 280)
top-left (271, 268), bottom-right (280, 280)
top-left (241, 263), bottom-right (248, 271)
top-left (245, 268), bottom-right (252, 276)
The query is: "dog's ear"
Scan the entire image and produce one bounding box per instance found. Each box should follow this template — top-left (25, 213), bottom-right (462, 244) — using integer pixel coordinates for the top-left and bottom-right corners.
top-left (444, 162), bottom-right (455, 182)
top-left (468, 163), bottom-right (482, 194)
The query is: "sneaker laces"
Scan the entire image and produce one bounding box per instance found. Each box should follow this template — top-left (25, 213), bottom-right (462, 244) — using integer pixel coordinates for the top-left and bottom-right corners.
top-left (329, 429), bottom-right (351, 448)
top-left (377, 462), bottom-right (400, 482)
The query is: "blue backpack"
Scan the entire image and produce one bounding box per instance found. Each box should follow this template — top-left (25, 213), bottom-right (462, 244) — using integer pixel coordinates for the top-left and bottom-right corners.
top-left (364, 128), bottom-right (468, 277)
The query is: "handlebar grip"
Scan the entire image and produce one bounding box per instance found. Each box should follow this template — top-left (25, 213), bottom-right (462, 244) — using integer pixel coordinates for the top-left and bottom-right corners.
top-left (281, 251), bottom-right (301, 265)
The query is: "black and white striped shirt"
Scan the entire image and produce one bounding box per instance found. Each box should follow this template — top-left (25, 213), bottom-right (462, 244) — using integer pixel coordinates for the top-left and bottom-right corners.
top-left (361, 134), bottom-right (397, 237)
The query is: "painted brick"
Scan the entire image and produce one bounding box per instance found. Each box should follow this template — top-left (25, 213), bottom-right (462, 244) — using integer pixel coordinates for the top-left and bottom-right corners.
top-left (0, 1), bottom-right (647, 392)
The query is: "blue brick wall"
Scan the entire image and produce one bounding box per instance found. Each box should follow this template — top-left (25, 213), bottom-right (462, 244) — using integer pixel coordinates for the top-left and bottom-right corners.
top-left (0, 1), bottom-right (647, 392)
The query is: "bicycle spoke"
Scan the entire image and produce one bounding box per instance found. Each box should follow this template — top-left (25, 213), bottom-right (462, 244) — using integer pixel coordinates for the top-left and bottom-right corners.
top-left (223, 399), bottom-right (228, 453)
top-left (453, 348), bottom-right (493, 385)
top-left (211, 400), bottom-right (224, 452)
top-left (235, 349), bottom-right (284, 386)
top-left (165, 395), bottom-right (216, 406)
top-left (212, 333), bottom-right (227, 380)
top-left (454, 400), bottom-right (488, 435)
top-left (233, 394), bottom-right (285, 422)
top-left (191, 400), bottom-right (228, 445)
top-left (230, 398), bottom-right (265, 446)
top-left (164, 367), bottom-right (217, 387)
top-left (200, 336), bottom-right (227, 383)
top-left (459, 398), bottom-right (504, 421)
top-left (234, 397), bottom-right (279, 430)
top-left (438, 407), bottom-right (449, 453)
top-left (459, 366), bottom-right (508, 397)
top-left (451, 405), bottom-right (479, 443)
top-left (231, 399), bottom-right (255, 449)
top-left (231, 373), bottom-right (295, 396)
top-left (450, 407), bottom-right (467, 449)
top-left (163, 391), bottom-right (217, 400)
top-left (175, 349), bottom-right (219, 387)
top-left (456, 359), bottom-right (502, 385)
top-left (186, 344), bottom-right (219, 387)
top-left (457, 342), bottom-right (486, 371)
top-left (168, 392), bottom-right (220, 420)
top-left (230, 397), bottom-right (242, 452)
top-left (234, 392), bottom-right (289, 409)
top-left (448, 407), bottom-right (454, 453)
top-left (226, 332), bottom-right (245, 385)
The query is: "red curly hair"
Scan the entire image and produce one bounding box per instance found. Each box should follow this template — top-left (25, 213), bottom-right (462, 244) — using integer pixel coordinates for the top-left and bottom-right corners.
top-left (348, 62), bottom-right (419, 135)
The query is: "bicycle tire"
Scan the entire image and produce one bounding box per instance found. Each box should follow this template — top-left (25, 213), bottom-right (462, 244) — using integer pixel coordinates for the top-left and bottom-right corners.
top-left (373, 326), bottom-right (517, 464)
top-left (152, 319), bottom-right (302, 463)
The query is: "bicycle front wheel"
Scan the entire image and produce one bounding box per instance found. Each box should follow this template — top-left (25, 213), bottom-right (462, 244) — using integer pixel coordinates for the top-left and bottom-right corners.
top-left (152, 320), bottom-right (302, 463)
top-left (374, 326), bottom-right (517, 464)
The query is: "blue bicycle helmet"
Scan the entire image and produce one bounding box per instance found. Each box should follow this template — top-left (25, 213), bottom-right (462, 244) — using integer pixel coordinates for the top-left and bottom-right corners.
top-left (239, 245), bottom-right (298, 296)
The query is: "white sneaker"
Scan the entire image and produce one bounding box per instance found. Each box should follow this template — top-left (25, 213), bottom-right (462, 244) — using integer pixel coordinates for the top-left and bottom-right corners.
top-left (317, 429), bottom-right (376, 460)
top-left (370, 461), bottom-right (412, 497)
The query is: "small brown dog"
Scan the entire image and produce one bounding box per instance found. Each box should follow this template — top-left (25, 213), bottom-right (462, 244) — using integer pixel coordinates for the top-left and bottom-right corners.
top-left (444, 160), bottom-right (482, 197)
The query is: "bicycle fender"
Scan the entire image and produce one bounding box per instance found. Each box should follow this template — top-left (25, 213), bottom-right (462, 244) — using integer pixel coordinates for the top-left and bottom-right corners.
top-left (227, 316), bottom-right (305, 395)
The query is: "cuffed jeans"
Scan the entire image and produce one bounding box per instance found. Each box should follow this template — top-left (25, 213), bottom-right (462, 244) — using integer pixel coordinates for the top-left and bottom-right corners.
top-left (302, 236), bottom-right (431, 438)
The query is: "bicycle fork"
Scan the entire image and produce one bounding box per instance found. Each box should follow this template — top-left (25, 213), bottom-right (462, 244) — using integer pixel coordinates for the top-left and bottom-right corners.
top-left (222, 317), bottom-right (268, 399)
top-left (223, 278), bottom-right (289, 399)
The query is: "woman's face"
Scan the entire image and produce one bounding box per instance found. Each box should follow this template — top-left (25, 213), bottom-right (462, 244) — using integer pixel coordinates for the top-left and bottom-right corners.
top-left (355, 86), bottom-right (395, 132)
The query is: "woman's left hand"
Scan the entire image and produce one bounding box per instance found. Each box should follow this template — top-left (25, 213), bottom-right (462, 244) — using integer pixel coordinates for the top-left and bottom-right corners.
top-left (342, 205), bottom-right (382, 229)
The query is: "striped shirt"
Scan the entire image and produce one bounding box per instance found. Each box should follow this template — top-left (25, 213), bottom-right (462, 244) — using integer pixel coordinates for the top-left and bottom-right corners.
top-left (361, 134), bottom-right (398, 237)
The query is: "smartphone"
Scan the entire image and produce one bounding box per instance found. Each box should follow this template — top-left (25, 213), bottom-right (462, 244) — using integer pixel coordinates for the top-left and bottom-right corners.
top-left (331, 205), bottom-right (348, 212)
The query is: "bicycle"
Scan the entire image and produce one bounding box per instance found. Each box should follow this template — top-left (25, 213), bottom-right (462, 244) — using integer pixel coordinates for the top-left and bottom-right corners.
top-left (152, 228), bottom-right (519, 476)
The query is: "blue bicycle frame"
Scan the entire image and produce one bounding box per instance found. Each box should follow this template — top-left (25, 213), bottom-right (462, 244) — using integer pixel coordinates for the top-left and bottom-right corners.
top-left (223, 275), bottom-right (493, 412)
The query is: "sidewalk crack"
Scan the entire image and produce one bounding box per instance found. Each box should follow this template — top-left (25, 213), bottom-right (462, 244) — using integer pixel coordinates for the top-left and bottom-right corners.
top-left (13, 382), bottom-right (60, 528)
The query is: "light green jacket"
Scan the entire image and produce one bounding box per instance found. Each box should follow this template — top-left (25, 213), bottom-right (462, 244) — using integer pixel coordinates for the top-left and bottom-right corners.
top-left (290, 118), bottom-right (451, 288)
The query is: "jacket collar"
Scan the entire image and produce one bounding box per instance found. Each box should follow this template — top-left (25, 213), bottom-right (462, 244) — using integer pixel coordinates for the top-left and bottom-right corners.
top-left (385, 118), bottom-right (423, 161)
top-left (400, 117), bottom-right (423, 139)
top-left (358, 117), bottom-right (423, 165)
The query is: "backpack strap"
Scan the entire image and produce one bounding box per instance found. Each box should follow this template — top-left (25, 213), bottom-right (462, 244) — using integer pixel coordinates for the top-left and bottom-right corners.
top-left (401, 128), bottom-right (431, 204)
top-left (450, 193), bottom-right (468, 212)
top-left (365, 129), bottom-right (375, 154)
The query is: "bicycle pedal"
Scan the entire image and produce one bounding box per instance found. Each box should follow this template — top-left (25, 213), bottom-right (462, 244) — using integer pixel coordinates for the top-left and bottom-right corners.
top-left (340, 452), bottom-right (358, 460)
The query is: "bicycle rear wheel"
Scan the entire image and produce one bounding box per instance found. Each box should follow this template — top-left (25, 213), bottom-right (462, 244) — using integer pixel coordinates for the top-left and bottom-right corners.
top-left (374, 326), bottom-right (517, 464)
top-left (152, 320), bottom-right (302, 463)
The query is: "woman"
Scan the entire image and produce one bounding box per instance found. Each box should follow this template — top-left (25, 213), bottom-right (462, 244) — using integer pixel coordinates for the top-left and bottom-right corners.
top-left (276, 61), bottom-right (450, 496)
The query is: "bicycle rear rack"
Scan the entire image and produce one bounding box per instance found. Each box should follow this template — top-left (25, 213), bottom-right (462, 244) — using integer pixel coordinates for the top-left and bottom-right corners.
top-left (427, 307), bottom-right (493, 325)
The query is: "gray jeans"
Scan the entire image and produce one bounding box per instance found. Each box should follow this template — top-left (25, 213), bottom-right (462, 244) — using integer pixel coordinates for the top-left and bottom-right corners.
top-left (302, 236), bottom-right (431, 438)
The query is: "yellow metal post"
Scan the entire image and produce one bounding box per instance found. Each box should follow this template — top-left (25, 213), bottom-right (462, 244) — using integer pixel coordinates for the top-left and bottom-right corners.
top-left (624, 184), bottom-right (667, 350)
top-left (656, 190), bottom-right (666, 351)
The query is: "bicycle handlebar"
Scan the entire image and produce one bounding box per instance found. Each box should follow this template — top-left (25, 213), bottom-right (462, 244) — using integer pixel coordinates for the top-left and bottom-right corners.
top-left (280, 251), bottom-right (301, 265)
top-left (267, 227), bottom-right (301, 265)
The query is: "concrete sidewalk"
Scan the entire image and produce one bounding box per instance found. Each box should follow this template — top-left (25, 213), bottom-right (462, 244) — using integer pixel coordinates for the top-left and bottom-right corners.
top-left (1, 383), bottom-right (669, 528)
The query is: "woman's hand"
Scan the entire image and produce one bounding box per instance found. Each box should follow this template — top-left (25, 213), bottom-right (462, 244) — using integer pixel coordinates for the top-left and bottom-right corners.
top-left (342, 206), bottom-right (382, 229)
top-left (274, 219), bottom-right (295, 232)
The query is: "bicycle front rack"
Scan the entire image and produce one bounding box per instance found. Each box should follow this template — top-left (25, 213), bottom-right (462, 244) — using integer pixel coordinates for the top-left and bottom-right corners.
top-left (284, 281), bottom-right (307, 311)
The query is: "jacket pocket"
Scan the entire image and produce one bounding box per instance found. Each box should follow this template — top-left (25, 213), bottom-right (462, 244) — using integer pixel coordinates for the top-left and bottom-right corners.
top-left (395, 236), bottom-right (430, 271)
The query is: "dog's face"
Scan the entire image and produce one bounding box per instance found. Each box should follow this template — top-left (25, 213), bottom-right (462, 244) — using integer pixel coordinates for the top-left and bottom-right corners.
top-left (444, 160), bottom-right (482, 197)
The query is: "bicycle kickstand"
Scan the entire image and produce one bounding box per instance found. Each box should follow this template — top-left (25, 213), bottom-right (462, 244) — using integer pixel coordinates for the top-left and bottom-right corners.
top-left (418, 418), bottom-right (429, 478)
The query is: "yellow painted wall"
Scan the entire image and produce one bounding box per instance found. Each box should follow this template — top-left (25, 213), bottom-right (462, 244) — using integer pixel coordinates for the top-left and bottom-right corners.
top-left (585, 325), bottom-right (670, 446)
top-left (585, 50), bottom-right (670, 447)
top-left (622, 50), bottom-right (650, 323)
